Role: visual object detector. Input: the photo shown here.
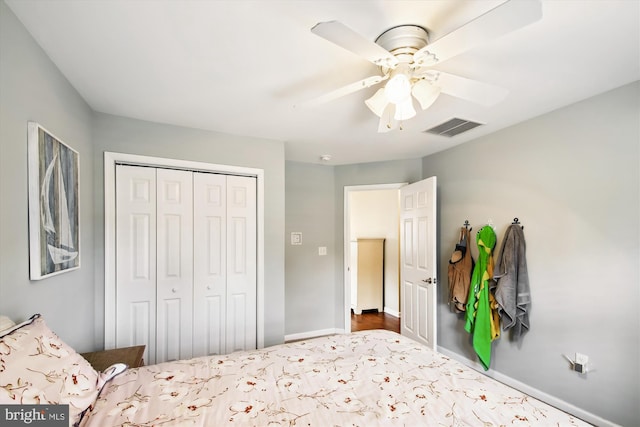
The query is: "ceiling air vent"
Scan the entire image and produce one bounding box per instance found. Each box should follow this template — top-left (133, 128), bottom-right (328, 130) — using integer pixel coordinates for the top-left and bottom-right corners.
top-left (423, 118), bottom-right (484, 137)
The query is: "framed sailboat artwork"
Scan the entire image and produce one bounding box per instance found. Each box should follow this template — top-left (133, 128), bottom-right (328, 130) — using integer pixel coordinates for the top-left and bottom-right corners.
top-left (28, 122), bottom-right (80, 280)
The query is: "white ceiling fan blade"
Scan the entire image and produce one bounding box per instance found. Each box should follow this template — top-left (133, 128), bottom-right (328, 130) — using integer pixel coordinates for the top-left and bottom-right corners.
top-left (302, 74), bottom-right (388, 107)
top-left (429, 71), bottom-right (508, 106)
top-left (413, 0), bottom-right (542, 66)
top-left (311, 21), bottom-right (399, 68)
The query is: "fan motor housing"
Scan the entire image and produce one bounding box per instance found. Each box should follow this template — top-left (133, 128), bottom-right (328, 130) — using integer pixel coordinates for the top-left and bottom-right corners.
top-left (375, 25), bottom-right (429, 60)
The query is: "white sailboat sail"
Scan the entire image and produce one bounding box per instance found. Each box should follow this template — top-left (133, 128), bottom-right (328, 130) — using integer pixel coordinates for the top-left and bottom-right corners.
top-left (41, 153), bottom-right (78, 264)
top-left (40, 155), bottom-right (56, 234)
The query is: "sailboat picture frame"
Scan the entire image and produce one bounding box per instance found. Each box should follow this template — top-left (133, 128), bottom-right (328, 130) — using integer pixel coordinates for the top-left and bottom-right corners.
top-left (28, 122), bottom-right (80, 280)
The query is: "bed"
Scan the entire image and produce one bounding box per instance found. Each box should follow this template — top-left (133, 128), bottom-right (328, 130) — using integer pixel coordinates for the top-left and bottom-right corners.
top-left (1, 314), bottom-right (590, 426)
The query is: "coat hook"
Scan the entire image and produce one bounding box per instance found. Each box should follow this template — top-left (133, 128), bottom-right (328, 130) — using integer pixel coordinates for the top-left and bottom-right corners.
top-left (487, 218), bottom-right (495, 230)
top-left (512, 217), bottom-right (524, 229)
top-left (463, 220), bottom-right (471, 231)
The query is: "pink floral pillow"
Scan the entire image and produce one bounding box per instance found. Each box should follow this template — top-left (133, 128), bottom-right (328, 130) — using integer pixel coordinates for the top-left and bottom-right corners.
top-left (0, 314), bottom-right (100, 426)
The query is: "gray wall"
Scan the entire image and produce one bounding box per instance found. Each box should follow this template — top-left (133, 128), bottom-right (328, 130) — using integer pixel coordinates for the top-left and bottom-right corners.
top-left (0, 1), bottom-right (286, 350)
top-left (3, 1), bottom-right (637, 423)
top-left (0, 2), bottom-right (96, 351)
top-left (91, 112), bottom-right (286, 347)
top-left (284, 83), bottom-right (639, 425)
top-left (423, 81), bottom-right (639, 426)
top-left (285, 159), bottom-right (422, 334)
top-left (285, 162), bottom-right (335, 335)
top-left (284, 158), bottom-right (421, 334)
top-left (333, 160), bottom-right (423, 327)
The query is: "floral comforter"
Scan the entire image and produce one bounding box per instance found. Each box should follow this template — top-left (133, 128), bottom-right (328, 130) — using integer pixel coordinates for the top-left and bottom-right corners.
top-left (82, 330), bottom-right (590, 426)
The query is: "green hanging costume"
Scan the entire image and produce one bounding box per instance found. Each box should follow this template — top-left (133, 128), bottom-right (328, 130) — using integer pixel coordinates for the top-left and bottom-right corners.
top-left (464, 225), bottom-right (500, 370)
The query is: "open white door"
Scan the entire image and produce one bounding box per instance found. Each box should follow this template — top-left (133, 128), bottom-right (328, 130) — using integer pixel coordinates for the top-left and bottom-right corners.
top-left (400, 176), bottom-right (437, 350)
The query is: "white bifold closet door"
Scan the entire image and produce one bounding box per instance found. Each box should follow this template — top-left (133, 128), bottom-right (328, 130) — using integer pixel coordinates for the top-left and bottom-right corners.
top-left (192, 172), bottom-right (257, 356)
top-left (115, 165), bottom-right (256, 365)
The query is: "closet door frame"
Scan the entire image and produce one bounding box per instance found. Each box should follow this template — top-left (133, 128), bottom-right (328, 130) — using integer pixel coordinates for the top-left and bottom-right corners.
top-left (104, 151), bottom-right (265, 351)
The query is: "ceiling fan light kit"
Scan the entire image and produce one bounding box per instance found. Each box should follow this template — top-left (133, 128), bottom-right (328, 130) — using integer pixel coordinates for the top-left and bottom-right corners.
top-left (378, 105), bottom-right (399, 133)
top-left (364, 88), bottom-right (388, 117)
top-left (384, 72), bottom-right (412, 104)
top-left (393, 97), bottom-right (417, 121)
top-left (309, 0), bottom-right (542, 133)
top-left (412, 80), bottom-right (441, 110)
top-left (370, 28), bottom-right (433, 125)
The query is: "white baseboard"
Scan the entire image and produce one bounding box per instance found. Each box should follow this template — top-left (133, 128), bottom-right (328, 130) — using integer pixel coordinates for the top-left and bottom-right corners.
top-left (284, 328), bottom-right (345, 343)
top-left (437, 347), bottom-right (618, 427)
top-left (383, 307), bottom-right (400, 318)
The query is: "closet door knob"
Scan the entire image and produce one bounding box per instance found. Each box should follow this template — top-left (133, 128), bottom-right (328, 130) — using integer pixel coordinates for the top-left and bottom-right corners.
top-left (207, 286), bottom-right (211, 290)
top-left (172, 288), bottom-right (177, 293)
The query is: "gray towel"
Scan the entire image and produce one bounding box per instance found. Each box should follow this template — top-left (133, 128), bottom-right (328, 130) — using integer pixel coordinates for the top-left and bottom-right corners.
top-left (492, 224), bottom-right (530, 340)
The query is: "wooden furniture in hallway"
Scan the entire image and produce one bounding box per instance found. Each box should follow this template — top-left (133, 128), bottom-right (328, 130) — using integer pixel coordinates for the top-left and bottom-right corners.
top-left (351, 238), bottom-right (385, 314)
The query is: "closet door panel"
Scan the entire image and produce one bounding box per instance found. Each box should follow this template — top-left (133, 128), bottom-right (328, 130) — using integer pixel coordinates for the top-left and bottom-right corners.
top-left (229, 293), bottom-right (247, 351)
top-left (114, 165), bottom-right (257, 361)
top-left (193, 173), bottom-right (226, 357)
top-left (159, 299), bottom-right (182, 362)
top-left (156, 168), bottom-right (193, 362)
top-left (203, 296), bottom-right (223, 356)
top-left (226, 175), bottom-right (257, 353)
top-left (115, 165), bottom-right (157, 364)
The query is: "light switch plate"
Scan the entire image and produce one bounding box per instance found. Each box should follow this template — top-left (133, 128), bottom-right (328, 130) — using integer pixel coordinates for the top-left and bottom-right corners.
top-left (291, 232), bottom-right (302, 245)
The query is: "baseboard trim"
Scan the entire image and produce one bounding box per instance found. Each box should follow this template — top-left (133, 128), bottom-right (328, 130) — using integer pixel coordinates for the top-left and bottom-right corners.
top-left (383, 307), bottom-right (400, 318)
top-left (284, 328), bottom-right (345, 343)
top-left (437, 347), bottom-right (618, 427)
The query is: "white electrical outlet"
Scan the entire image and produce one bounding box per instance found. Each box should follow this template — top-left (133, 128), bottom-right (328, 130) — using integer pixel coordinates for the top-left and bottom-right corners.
top-left (574, 353), bottom-right (588, 374)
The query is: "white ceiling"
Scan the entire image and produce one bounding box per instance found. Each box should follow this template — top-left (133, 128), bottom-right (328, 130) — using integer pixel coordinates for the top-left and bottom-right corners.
top-left (5, 0), bottom-right (639, 165)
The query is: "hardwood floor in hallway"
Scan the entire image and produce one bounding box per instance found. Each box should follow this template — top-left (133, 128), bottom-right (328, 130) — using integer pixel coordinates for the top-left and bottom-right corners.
top-left (351, 311), bottom-right (400, 334)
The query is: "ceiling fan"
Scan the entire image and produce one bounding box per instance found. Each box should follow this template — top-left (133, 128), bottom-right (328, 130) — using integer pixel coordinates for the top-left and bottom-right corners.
top-left (309, 0), bottom-right (542, 132)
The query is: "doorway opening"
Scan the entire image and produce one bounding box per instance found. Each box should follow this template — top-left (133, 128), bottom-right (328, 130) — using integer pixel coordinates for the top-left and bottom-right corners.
top-left (343, 183), bottom-right (405, 334)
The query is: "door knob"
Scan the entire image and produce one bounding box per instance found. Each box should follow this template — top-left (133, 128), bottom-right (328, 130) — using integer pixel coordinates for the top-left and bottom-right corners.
top-left (172, 288), bottom-right (177, 293)
top-left (422, 278), bottom-right (432, 284)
